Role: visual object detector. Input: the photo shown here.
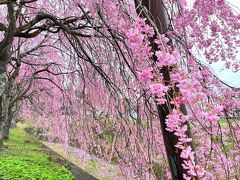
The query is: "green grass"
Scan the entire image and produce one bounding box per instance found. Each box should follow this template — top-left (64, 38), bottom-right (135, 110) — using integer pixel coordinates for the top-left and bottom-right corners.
top-left (0, 126), bottom-right (73, 180)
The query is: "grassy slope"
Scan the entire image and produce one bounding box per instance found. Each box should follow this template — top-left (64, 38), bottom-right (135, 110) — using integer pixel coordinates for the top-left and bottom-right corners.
top-left (0, 126), bottom-right (73, 180)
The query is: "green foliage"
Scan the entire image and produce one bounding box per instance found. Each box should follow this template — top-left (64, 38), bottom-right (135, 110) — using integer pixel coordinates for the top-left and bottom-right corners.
top-left (110, 156), bottom-right (119, 165)
top-left (0, 126), bottom-right (73, 180)
top-left (0, 156), bottom-right (72, 180)
top-left (152, 161), bottom-right (166, 180)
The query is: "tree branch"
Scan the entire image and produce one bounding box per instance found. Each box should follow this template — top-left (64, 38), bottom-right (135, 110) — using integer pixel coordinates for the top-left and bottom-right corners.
top-left (0, 0), bottom-right (9, 5)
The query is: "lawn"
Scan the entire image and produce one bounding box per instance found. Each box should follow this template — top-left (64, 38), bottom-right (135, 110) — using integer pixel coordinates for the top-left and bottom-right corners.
top-left (0, 125), bottom-right (73, 180)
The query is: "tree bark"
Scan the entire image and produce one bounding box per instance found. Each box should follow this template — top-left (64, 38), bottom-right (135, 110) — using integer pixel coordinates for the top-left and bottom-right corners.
top-left (134, 0), bottom-right (194, 179)
top-left (0, 89), bottom-right (10, 148)
top-left (0, 53), bottom-right (10, 147)
top-left (0, 101), bottom-right (17, 140)
top-left (0, 2), bottom-right (16, 148)
top-left (0, 66), bottom-right (21, 146)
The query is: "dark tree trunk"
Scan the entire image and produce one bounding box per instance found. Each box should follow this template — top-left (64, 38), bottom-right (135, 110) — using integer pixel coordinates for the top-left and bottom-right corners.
top-left (0, 2), bottom-right (16, 148)
top-left (0, 84), bottom-right (10, 147)
top-left (0, 62), bottom-right (9, 148)
top-left (134, 0), bottom-right (195, 179)
top-left (0, 62), bottom-right (20, 147)
top-left (1, 102), bottom-right (16, 140)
